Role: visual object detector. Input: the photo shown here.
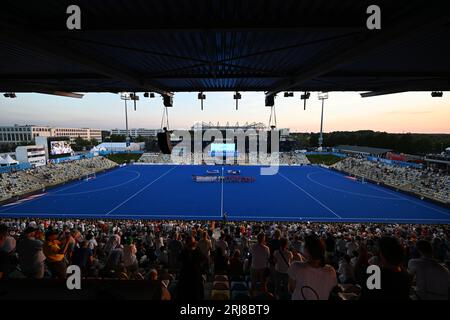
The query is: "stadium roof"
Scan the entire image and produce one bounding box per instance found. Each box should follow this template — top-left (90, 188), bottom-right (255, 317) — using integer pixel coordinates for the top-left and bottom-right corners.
top-left (334, 145), bottom-right (393, 155)
top-left (1, 0), bottom-right (450, 95)
top-left (192, 122), bottom-right (267, 130)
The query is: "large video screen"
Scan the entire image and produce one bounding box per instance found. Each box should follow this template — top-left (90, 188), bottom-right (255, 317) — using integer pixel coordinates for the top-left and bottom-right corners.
top-left (210, 143), bottom-right (236, 155)
top-left (49, 139), bottom-right (73, 157)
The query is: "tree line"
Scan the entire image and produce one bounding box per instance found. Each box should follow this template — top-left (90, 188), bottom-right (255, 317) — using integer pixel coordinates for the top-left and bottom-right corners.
top-left (291, 131), bottom-right (450, 155)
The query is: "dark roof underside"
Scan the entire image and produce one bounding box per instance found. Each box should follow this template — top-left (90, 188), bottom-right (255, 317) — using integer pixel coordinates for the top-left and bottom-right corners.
top-left (1, 0), bottom-right (450, 94)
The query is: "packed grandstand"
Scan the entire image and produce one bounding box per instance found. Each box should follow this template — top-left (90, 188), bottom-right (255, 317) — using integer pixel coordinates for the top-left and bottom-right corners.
top-left (137, 151), bottom-right (311, 166)
top-left (0, 218), bottom-right (449, 300)
top-left (0, 157), bottom-right (117, 202)
top-left (0, 151), bottom-right (449, 300)
top-left (333, 158), bottom-right (450, 204)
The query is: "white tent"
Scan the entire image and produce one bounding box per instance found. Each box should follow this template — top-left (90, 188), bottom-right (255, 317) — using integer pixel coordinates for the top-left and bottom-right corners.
top-left (90, 142), bottom-right (143, 153)
top-left (0, 156), bottom-right (8, 166)
top-left (4, 154), bottom-right (18, 165)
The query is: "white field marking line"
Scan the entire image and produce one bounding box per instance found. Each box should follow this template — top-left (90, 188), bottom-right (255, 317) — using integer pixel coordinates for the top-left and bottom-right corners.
top-left (0, 168), bottom-right (129, 212)
top-left (365, 183), bottom-right (450, 218)
top-left (51, 167), bottom-right (121, 194)
top-left (0, 192), bottom-right (49, 213)
top-left (1, 194), bottom-right (46, 207)
top-left (105, 166), bottom-right (177, 216)
top-left (306, 171), bottom-right (404, 200)
top-left (0, 212), bottom-right (221, 218)
top-left (1, 212), bottom-right (448, 222)
top-left (316, 166), bottom-right (450, 218)
top-left (278, 172), bottom-right (342, 219)
top-left (225, 215), bottom-right (450, 222)
top-left (49, 170), bottom-right (141, 197)
top-left (221, 166), bottom-right (224, 217)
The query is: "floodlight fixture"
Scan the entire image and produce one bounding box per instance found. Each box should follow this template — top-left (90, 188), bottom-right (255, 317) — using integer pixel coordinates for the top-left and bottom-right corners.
top-left (163, 94), bottom-right (173, 107)
top-left (318, 92), bottom-right (329, 100)
top-left (3, 92), bottom-right (16, 98)
top-left (265, 94), bottom-right (275, 107)
top-left (234, 92), bottom-right (241, 110)
top-left (431, 91), bottom-right (443, 97)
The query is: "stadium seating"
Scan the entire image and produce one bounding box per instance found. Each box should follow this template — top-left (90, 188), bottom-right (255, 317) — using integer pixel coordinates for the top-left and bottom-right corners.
top-left (1, 218), bottom-right (449, 300)
top-left (137, 151), bottom-right (310, 166)
top-left (0, 157), bottom-right (117, 201)
top-left (333, 157), bottom-right (450, 203)
top-left (0, 171), bottom-right (45, 201)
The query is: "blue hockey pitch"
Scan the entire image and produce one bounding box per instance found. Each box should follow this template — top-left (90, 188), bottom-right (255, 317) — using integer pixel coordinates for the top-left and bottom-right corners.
top-left (1, 164), bottom-right (450, 223)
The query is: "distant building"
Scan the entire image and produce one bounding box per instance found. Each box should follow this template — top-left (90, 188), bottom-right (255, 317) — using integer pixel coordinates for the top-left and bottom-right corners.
top-left (111, 128), bottom-right (162, 138)
top-left (0, 125), bottom-right (102, 144)
top-left (15, 145), bottom-right (47, 167)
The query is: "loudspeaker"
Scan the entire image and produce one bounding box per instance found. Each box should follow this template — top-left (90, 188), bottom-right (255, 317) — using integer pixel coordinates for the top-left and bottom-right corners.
top-left (163, 95), bottom-right (173, 107)
top-left (265, 95), bottom-right (275, 106)
top-left (157, 132), bottom-right (172, 154)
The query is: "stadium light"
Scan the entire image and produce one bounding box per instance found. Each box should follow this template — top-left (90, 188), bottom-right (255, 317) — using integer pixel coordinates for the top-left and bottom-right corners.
top-left (163, 94), bottom-right (173, 107)
top-left (318, 91), bottom-right (329, 100)
top-left (265, 94), bottom-right (275, 107)
top-left (3, 92), bottom-right (16, 98)
top-left (301, 91), bottom-right (310, 110)
top-left (120, 92), bottom-right (132, 145)
top-left (317, 92), bottom-right (329, 150)
top-left (129, 92), bottom-right (139, 111)
top-left (234, 91), bottom-right (241, 110)
top-left (431, 91), bottom-right (443, 97)
top-left (144, 92), bottom-right (156, 98)
top-left (198, 92), bottom-right (206, 110)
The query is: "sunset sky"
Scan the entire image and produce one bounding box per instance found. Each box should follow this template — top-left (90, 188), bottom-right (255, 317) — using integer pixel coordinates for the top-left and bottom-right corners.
top-left (1, 91), bottom-right (449, 133)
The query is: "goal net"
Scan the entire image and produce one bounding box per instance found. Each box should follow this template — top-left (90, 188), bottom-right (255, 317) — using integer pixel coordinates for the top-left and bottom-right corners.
top-left (84, 172), bottom-right (96, 181)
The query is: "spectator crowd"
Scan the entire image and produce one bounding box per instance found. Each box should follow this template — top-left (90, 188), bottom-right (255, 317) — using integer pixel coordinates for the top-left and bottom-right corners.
top-left (138, 151), bottom-right (310, 166)
top-left (0, 157), bottom-right (117, 201)
top-left (1, 219), bottom-right (449, 300)
top-left (333, 158), bottom-right (450, 203)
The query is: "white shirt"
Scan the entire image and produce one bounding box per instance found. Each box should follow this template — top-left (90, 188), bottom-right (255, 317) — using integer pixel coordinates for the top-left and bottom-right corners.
top-left (288, 261), bottom-right (337, 300)
top-left (249, 243), bottom-right (270, 270)
top-left (123, 244), bottom-right (137, 267)
top-left (0, 236), bottom-right (16, 253)
top-left (408, 257), bottom-right (450, 300)
top-left (274, 249), bottom-right (293, 274)
top-left (88, 238), bottom-right (98, 251)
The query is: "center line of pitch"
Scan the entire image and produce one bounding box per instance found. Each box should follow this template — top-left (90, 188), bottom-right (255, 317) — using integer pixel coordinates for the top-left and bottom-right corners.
top-left (221, 166), bottom-right (224, 218)
top-left (279, 172), bottom-right (342, 219)
top-left (105, 166), bottom-right (177, 216)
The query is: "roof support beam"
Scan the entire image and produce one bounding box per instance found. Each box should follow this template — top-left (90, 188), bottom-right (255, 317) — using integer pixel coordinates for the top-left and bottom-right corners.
top-left (0, 22), bottom-right (172, 96)
top-left (360, 90), bottom-right (406, 98)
